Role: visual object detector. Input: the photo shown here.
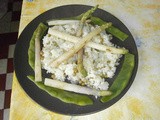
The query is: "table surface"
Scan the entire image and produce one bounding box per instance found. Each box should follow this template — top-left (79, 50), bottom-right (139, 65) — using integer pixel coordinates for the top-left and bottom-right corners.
top-left (10, 0), bottom-right (160, 120)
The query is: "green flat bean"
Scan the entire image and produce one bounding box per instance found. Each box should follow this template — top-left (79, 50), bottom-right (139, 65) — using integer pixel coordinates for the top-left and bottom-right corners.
top-left (27, 75), bottom-right (93, 106)
top-left (101, 53), bottom-right (135, 102)
top-left (90, 16), bottom-right (128, 41)
top-left (28, 23), bottom-right (48, 70)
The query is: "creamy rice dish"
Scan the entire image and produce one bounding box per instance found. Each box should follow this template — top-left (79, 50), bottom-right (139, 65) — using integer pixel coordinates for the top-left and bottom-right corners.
top-left (41, 22), bottom-right (122, 91)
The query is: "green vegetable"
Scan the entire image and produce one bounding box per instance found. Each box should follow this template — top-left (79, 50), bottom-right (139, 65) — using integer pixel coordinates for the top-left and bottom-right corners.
top-left (27, 75), bottom-right (93, 106)
top-left (101, 53), bottom-right (135, 102)
top-left (77, 5), bottom-right (98, 77)
top-left (81, 5), bottom-right (98, 23)
top-left (28, 23), bottom-right (48, 70)
top-left (90, 16), bottom-right (128, 41)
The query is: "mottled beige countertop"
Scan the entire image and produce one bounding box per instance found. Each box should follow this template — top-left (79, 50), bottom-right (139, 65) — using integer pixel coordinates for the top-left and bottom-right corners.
top-left (10, 0), bottom-right (160, 120)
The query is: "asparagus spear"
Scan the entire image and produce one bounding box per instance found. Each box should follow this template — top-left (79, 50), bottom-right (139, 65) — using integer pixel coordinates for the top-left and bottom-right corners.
top-left (76, 19), bottom-right (86, 77)
top-left (77, 5), bottom-right (98, 77)
top-left (35, 29), bottom-right (42, 82)
top-left (44, 78), bottom-right (112, 96)
top-left (28, 23), bottom-right (48, 70)
top-left (50, 23), bottom-right (112, 68)
top-left (27, 76), bottom-right (93, 106)
top-left (48, 28), bottom-right (128, 54)
top-left (47, 20), bottom-right (80, 26)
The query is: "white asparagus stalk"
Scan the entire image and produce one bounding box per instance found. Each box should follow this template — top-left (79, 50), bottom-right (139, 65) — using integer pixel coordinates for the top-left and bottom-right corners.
top-left (48, 28), bottom-right (80, 42)
top-left (35, 30), bottom-right (42, 82)
top-left (44, 78), bottom-right (112, 96)
top-left (47, 20), bottom-right (80, 26)
top-left (50, 23), bottom-right (112, 68)
top-left (48, 28), bottom-right (128, 54)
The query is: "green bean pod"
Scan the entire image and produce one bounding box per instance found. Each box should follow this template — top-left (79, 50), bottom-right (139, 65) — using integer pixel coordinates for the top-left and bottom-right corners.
top-left (101, 53), bottom-right (135, 102)
top-left (27, 75), bottom-right (93, 106)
